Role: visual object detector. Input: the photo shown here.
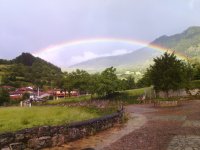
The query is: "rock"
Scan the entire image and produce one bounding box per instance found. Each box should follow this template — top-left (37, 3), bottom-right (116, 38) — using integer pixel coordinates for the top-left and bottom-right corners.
top-left (9, 143), bottom-right (24, 150)
top-left (0, 133), bottom-right (14, 147)
top-left (15, 134), bottom-right (25, 141)
top-left (38, 126), bottom-right (50, 137)
top-left (28, 136), bottom-right (52, 149)
top-left (52, 134), bottom-right (65, 146)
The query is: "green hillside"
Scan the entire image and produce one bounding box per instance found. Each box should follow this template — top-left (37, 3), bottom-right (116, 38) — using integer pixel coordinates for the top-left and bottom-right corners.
top-left (70, 26), bottom-right (200, 72)
top-left (0, 53), bottom-right (62, 87)
top-left (153, 26), bottom-right (200, 58)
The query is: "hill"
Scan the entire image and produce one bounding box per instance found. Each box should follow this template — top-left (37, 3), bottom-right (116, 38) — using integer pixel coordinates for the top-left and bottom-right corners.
top-left (70, 26), bottom-right (200, 72)
top-left (0, 53), bottom-right (62, 87)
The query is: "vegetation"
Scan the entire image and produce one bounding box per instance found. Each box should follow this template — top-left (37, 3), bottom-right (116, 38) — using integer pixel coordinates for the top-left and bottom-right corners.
top-left (0, 88), bottom-right (10, 105)
top-left (0, 106), bottom-right (112, 133)
top-left (45, 95), bottom-right (92, 105)
top-left (141, 52), bottom-right (192, 97)
top-left (189, 80), bottom-right (200, 89)
top-left (69, 27), bottom-right (200, 75)
top-left (106, 87), bottom-right (149, 104)
top-left (0, 53), bottom-right (62, 88)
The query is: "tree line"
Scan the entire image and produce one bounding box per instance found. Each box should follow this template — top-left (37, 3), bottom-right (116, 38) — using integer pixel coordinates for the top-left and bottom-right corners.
top-left (58, 67), bottom-right (136, 97)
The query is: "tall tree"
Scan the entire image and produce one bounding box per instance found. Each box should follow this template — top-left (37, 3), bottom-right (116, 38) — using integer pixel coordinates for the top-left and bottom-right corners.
top-left (149, 52), bottom-right (190, 97)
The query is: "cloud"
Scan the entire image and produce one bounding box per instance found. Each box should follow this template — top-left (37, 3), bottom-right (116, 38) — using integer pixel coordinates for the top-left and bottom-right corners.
top-left (111, 49), bottom-right (131, 55)
top-left (70, 51), bottom-right (99, 64)
top-left (70, 49), bottom-right (132, 65)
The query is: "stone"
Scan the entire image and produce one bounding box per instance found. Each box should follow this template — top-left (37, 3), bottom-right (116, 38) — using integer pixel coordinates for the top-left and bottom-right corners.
top-left (52, 134), bottom-right (65, 146)
top-left (28, 136), bottom-right (52, 149)
top-left (1, 147), bottom-right (10, 150)
top-left (38, 126), bottom-right (50, 137)
top-left (15, 134), bottom-right (25, 141)
top-left (167, 135), bottom-right (200, 150)
top-left (9, 143), bottom-right (24, 150)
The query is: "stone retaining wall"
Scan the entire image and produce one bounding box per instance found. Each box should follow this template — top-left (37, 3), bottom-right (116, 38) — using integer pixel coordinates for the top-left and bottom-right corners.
top-left (158, 89), bottom-right (200, 98)
top-left (0, 110), bottom-right (123, 150)
top-left (155, 100), bottom-right (180, 107)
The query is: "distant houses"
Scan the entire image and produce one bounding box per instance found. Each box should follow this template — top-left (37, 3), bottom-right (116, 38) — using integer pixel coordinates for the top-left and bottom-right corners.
top-left (1, 86), bottom-right (80, 101)
top-left (53, 89), bottom-right (79, 99)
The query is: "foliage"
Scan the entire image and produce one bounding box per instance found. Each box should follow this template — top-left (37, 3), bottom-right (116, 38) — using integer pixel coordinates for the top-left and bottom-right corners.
top-left (45, 95), bottom-right (92, 105)
top-left (0, 88), bottom-right (10, 105)
top-left (0, 106), bottom-right (110, 133)
top-left (147, 52), bottom-right (191, 96)
top-left (0, 53), bottom-right (63, 88)
top-left (62, 70), bottom-right (90, 96)
top-left (189, 80), bottom-right (200, 89)
top-left (136, 69), bottom-right (152, 88)
top-left (22, 92), bottom-right (30, 100)
top-left (190, 58), bottom-right (200, 80)
top-left (119, 76), bottom-right (136, 90)
top-left (96, 67), bottom-right (119, 96)
top-left (107, 87), bottom-right (148, 104)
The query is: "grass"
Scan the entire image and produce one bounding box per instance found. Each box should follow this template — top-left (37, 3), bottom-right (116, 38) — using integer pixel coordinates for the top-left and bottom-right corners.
top-left (111, 87), bottom-right (152, 104)
top-left (189, 80), bottom-right (200, 89)
top-left (120, 87), bottom-right (148, 96)
top-left (0, 106), bottom-right (108, 133)
top-left (45, 95), bottom-right (92, 105)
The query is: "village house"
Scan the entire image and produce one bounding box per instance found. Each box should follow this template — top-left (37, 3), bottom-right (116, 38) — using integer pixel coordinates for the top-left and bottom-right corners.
top-left (53, 89), bottom-right (79, 99)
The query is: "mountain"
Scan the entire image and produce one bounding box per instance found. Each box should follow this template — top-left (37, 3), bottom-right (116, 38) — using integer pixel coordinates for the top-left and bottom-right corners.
top-left (70, 26), bottom-right (200, 72)
top-left (0, 53), bottom-right (62, 87)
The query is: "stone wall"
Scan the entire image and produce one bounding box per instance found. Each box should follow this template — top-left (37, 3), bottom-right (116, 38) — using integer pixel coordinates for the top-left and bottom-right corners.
top-left (0, 110), bottom-right (123, 150)
top-left (155, 100), bottom-right (179, 107)
top-left (157, 89), bottom-right (200, 98)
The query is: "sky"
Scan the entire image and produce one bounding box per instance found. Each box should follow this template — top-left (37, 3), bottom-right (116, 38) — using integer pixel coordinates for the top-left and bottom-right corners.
top-left (0, 0), bottom-right (200, 68)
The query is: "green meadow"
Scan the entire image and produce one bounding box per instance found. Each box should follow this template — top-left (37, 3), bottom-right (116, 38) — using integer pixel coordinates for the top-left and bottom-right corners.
top-left (0, 106), bottom-right (105, 133)
top-left (45, 95), bottom-right (92, 105)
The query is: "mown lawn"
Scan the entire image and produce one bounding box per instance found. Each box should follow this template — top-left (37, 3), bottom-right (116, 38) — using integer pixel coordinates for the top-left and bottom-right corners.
top-left (0, 106), bottom-right (104, 133)
top-left (45, 95), bottom-right (92, 105)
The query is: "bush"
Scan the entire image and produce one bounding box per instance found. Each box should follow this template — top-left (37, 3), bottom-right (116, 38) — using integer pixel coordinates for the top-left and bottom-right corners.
top-left (189, 80), bottom-right (200, 89)
top-left (22, 92), bottom-right (30, 100)
top-left (0, 88), bottom-right (10, 105)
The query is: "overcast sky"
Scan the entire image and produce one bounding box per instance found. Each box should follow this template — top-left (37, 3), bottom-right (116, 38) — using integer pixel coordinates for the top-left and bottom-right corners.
top-left (1, 0), bottom-right (200, 67)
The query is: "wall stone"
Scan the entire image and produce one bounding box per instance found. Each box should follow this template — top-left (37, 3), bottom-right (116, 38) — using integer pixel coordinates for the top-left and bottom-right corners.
top-left (0, 110), bottom-right (123, 150)
top-left (157, 89), bottom-right (200, 98)
top-left (155, 100), bottom-right (180, 107)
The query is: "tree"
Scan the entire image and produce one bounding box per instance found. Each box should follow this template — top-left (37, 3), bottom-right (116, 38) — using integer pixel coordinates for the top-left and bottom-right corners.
top-left (62, 72), bottom-right (75, 97)
top-left (0, 88), bottom-right (10, 105)
top-left (125, 75), bottom-right (135, 89)
top-left (71, 69), bottom-right (90, 93)
top-left (97, 67), bottom-right (119, 96)
top-left (88, 73), bottom-right (100, 98)
top-left (22, 92), bottom-right (30, 100)
top-left (136, 69), bottom-right (152, 88)
top-left (148, 52), bottom-right (190, 97)
top-left (190, 59), bottom-right (200, 80)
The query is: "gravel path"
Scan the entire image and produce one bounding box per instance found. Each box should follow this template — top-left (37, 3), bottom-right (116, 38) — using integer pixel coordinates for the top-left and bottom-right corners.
top-left (49, 100), bottom-right (200, 150)
top-left (104, 100), bottom-right (200, 150)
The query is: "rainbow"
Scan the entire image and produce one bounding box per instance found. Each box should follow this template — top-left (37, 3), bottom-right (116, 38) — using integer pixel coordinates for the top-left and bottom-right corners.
top-left (33, 37), bottom-right (188, 60)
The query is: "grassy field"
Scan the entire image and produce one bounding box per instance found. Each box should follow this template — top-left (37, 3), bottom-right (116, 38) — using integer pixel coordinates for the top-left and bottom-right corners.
top-left (45, 95), bottom-right (92, 105)
top-left (0, 106), bottom-right (106, 133)
top-left (45, 88), bottom-right (151, 105)
top-left (112, 87), bottom-right (152, 104)
top-left (120, 87), bottom-right (148, 96)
